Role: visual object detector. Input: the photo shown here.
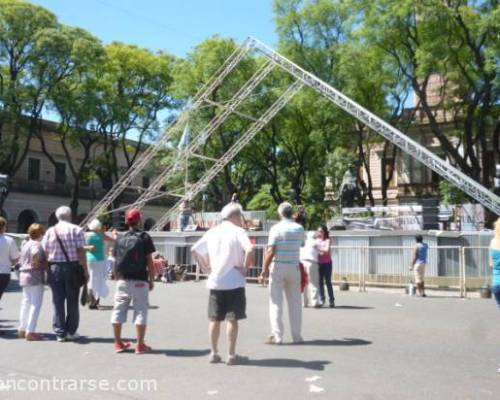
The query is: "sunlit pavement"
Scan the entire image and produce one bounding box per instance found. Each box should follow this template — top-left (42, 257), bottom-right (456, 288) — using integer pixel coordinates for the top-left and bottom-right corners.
top-left (1, 278), bottom-right (499, 400)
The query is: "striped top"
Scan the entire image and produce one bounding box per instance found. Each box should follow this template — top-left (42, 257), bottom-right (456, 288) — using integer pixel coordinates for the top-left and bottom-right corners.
top-left (268, 219), bottom-right (305, 267)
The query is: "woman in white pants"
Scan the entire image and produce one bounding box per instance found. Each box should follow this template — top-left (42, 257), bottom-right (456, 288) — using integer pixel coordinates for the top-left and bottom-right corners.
top-left (300, 231), bottom-right (321, 307)
top-left (18, 224), bottom-right (47, 341)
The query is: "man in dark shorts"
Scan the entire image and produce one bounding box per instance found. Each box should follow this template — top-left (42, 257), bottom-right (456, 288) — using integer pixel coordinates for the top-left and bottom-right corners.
top-left (191, 203), bottom-right (254, 365)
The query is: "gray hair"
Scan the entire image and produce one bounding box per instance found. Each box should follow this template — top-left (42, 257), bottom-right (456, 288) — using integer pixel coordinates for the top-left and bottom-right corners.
top-left (278, 202), bottom-right (293, 219)
top-left (55, 206), bottom-right (71, 222)
top-left (220, 202), bottom-right (243, 220)
top-left (88, 218), bottom-right (102, 232)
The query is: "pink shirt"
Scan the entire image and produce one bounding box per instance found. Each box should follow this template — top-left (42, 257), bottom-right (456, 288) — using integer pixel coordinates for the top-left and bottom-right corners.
top-left (317, 238), bottom-right (332, 264)
top-left (43, 221), bottom-right (85, 263)
top-left (19, 240), bottom-right (47, 286)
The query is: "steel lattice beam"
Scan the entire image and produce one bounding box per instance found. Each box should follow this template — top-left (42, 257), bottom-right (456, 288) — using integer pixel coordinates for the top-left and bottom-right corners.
top-left (79, 38), bottom-right (256, 227)
top-left (129, 60), bottom-right (275, 210)
top-left (248, 37), bottom-right (500, 216)
top-left (151, 81), bottom-right (304, 230)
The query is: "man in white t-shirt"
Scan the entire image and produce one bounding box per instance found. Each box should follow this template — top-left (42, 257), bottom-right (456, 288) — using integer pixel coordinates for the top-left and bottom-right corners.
top-left (0, 217), bottom-right (20, 303)
top-left (191, 203), bottom-right (254, 365)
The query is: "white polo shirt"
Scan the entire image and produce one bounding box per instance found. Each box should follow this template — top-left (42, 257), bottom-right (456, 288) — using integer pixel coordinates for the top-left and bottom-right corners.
top-left (192, 221), bottom-right (252, 290)
top-left (0, 234), bottom-right (20, 274)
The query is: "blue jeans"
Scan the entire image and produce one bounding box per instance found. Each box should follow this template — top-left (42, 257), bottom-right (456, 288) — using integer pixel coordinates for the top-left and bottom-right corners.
top-left (492, 285), bottom-right (500, 308)
top-left (48, 262), bottom-right (80, 338)
top-left (319, 261), bottom-right (335, 304)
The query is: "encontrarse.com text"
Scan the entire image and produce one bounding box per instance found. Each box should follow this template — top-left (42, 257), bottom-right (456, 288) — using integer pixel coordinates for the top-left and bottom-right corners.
top-left (0, 377), bottom-right (157, 392)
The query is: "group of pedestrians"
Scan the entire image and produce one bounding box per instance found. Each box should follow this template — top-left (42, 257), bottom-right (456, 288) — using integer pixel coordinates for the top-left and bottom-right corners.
top-left (1, 200), bottom-right (500, 367)
top-left (0, 206), bottom-right (158, 354)
top-left (300, 225), bottom-right (335, 308)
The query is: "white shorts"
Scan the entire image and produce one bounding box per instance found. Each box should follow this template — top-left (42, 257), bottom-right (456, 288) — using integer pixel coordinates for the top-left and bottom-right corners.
top-left (110, 280), bottom-right (149, 325)
top-left (413, 263), bottom-right (426, 284)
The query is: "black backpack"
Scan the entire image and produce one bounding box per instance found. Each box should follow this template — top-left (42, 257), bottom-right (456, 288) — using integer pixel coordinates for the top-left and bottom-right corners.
top-left (115, 230), bottom-right (147, 276)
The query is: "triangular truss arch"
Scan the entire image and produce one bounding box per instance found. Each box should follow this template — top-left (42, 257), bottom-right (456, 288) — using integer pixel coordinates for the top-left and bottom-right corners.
top-left (80, 37), bottom-right (500, 230)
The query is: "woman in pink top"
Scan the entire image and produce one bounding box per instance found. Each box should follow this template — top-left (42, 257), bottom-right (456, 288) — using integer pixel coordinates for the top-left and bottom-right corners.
top-left (317, 225), bottom-right (335, 308)
top-left (18, 224), bottom-right (47, 341)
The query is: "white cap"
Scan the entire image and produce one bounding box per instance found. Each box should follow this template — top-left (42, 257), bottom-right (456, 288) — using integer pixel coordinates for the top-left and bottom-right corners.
top-left (88, 219), bottom-right (102, 232)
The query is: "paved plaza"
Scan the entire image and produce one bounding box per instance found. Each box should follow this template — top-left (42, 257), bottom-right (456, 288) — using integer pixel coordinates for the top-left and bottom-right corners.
top-left (0, 279), bottom-right (499, 400)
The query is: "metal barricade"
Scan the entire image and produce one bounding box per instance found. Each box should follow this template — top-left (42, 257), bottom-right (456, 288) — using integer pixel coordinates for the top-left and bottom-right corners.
top-left (462, 246), bottom-right (492, 296)
top-left (150, 237), bottom-right (469, 295)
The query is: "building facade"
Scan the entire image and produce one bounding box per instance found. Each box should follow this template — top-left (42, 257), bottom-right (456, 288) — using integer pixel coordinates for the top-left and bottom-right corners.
top-left (2, 120), bottom-right (167, 233)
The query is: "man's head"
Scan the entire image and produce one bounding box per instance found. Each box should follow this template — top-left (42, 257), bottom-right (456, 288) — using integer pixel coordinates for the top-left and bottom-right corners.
top-left (55, 206), bottom-right (71, 222)
top-left (220, 202), bottom-right (243, 226)
top-left (277, 202), bottom-right (293, 220)
top-left (415, 235), bottom-right (423, 243)
top-left (126, 208), bottom-right (142, 228)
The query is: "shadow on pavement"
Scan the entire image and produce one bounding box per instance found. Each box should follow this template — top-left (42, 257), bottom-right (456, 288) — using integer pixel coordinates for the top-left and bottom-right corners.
top-left (286, 337), bottom-right (372, 346)
top-left (0, 328), bottom-right (18, 339)
top-left (333, 305), bottom-right (373, 310)
top-left (164, 349), bottom-right (211, 357)
top-left (247, 358), bottom-right (330, 370)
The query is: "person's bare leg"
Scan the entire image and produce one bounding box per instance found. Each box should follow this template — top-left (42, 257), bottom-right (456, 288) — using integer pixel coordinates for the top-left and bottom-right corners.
top-left (112, 323), bottom-right (122, 343)
top-left (227, 320), bottom-right (238, 357)
top-left (136, 324), bottom-right (146, 345)
top-left (417, 283), bottom-right (424, 296)
top-left (209, 321), bottom-right (221, 354)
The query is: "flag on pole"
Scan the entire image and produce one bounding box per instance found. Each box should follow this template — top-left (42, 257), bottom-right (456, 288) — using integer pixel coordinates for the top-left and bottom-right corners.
top-left (178, 122), bottom-right (191, 150)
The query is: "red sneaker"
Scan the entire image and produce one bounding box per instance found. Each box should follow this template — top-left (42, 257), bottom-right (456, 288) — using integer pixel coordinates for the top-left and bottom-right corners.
top-left (115, 341), bottom-right (132, 353)
top-left (135, 343), bottom-right (152, 354)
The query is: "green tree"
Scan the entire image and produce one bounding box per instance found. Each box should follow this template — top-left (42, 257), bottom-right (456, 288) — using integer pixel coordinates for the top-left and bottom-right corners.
top-left (91, 43), bottom-right (177, 208)
top-left (361, 0), bottom-right (500, 186)
top-left (0, 0), bottom-right (58, 212)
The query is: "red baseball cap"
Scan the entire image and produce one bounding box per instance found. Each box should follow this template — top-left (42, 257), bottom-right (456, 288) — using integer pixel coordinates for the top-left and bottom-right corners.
top-left (126, 209), bottom-right (142, 225)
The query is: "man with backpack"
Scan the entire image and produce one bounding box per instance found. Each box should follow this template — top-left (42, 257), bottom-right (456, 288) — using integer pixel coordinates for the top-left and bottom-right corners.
top-left (111, 209), bottom-right (156, 354)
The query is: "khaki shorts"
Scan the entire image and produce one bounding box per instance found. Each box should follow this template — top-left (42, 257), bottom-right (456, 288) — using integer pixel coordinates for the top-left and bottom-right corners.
top-left (110, 280), bottom-right (149, 325)
top-left (413, 263), bottom-right (426, 284)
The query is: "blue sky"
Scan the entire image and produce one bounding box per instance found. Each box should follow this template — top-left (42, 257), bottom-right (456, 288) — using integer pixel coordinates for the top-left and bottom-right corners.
top-left (30, 0), bottom-right (278, 56)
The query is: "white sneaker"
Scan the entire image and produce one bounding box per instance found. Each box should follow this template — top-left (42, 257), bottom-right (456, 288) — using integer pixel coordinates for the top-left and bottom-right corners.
top-left (66, 332), bottom-right (79, 341)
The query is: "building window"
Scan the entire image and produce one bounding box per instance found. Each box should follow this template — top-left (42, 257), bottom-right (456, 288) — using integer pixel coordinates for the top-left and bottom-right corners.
top-left (55, 162), bottom-right (66, 184)
top-left (28, 158), bottom-right (40, 181)
top-left (142, 176), bottom-right (150, 189)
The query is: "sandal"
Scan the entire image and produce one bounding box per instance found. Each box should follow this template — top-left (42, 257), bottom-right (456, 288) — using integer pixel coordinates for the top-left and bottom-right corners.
top-left (264, 335), bottom-right (282, 345)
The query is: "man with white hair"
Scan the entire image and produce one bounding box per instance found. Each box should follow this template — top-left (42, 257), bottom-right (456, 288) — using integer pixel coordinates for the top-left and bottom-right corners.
top-left (43, 206), bottom-right (88, 342)
top-left (259, 202), bottom-right (305, 344)
top-left (191, 202), bottom-right (254, 365)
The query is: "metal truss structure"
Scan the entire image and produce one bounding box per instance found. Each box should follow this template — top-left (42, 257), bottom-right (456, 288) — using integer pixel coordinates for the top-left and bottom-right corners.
top-left (82, 36), bottom-right (500, 229)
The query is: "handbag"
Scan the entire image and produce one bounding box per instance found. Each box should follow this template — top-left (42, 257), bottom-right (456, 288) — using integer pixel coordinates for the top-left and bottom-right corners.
top-left (54, 229), bottom-right (87, 288)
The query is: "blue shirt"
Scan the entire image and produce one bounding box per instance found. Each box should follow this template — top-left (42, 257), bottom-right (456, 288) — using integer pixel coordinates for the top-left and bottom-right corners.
top-left (268, 219), bottom-right (305, 267)
top-left (490, 248), bottom-right (500, 286)
top-left (416, 243), bottom-right (428, 264)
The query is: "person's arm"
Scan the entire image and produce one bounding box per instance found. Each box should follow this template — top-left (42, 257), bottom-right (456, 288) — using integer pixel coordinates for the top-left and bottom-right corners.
top-left (146, 253), bottom-right (155, 290)
top-left (191, 235), bottom-right (211, 273)
top-left (258, 245), bottom-right (275, 285)
top-left (410, 245), bottom-right (418, 270)
top-left (192, 250), bottom-right (211, 273)
top-left (76, 229), bottom-right (89, 278)
top-left (9, 240), bottom-right (20, 264)
top-left (84, 245), bottom-right (96, 251)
